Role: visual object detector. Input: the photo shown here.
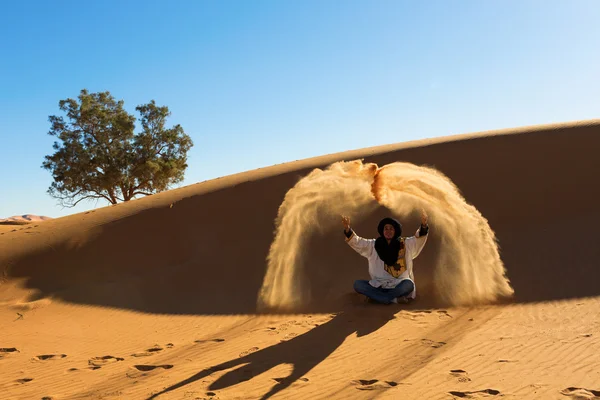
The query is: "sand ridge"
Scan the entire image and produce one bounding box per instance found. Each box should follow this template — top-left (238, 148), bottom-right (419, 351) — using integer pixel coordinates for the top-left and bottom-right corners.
top-left (1, 119), bottom-right (600, 399)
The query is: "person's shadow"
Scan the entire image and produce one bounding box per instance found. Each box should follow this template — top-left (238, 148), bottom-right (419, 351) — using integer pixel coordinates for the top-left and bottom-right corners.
top-left (147, 301), bottom-right (399, 400)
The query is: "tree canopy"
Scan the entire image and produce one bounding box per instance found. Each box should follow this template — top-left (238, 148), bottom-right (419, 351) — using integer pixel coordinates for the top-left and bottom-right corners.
top-left (42, 89), bottom-right (193, 207)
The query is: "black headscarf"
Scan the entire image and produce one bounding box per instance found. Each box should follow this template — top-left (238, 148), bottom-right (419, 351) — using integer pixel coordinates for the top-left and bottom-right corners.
top-left (374, 217), bottom-right (403, 266)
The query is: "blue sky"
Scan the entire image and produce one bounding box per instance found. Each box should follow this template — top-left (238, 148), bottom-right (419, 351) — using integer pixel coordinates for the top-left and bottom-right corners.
top-left (1, 1), bottom-right (599, 218)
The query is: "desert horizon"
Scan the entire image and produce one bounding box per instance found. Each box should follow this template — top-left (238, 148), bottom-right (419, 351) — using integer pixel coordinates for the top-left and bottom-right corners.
top-left (2, 120), bottom-right (600, 399)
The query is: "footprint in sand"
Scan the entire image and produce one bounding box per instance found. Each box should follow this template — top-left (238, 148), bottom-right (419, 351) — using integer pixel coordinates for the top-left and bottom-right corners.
top-left (275, 320), bottom-right (298, 332)
top-left (132, 364), bottom-right (173, 371)
top-left (262, 320), bottom-right (309, 338)
top-left (188, 392), bottom-right (219, 400)
top-left (88, 355), bottom-right (125, 368)
top-left (353, 379), bottom-right (398, 390)
top-left (131, 343), bottom-right (174, 357)
top-left (194, 338), bottom-right (225, 344)
top-left (265, 323), bottom-right (295, 335)
top-left (280, 332), bottom-right (298, 342)
top-left (561, 387), bottom-right (600, 398)
top-left (0, 347), bottom-right (19, 352)
top-left (126, 364), bottom-right (174, 379)
top-left (437, 310), bottom-right (453, 320)
top-left (421, 339), bottom-right (446, 348)
top-left (275, 322), bottom-right (290, 331)
top-left (449, 389), bottom-right (501, 398)
top-left (239, 347), bottom-right (259, 357)
top-left (400, 311), bottom-right (428, 321)
top-left (33, 354), bottom-right (67, 361)
top-left (273, 377), bottom-right (309, 383)
top-left (0, 347), bottom-right (19, 359)
top-left (450, 369), bottom-right (471, 383)
top-left (400, 310), bottom-right (451, 321)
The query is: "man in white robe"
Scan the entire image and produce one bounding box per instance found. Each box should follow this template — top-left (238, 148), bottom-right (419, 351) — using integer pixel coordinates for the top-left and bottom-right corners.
top-left (342, 212), bottom-right (429, 304)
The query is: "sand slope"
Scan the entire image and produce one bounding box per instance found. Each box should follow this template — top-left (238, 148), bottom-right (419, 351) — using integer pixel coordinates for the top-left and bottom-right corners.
top-left (1, 120), bottom-right (600, 399)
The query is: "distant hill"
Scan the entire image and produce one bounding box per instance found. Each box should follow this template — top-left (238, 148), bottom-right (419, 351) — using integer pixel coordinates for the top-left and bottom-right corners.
top-left (0, 214), bottom-right (53, 225)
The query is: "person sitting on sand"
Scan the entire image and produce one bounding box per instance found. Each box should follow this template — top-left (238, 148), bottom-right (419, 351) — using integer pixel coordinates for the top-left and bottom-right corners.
top-left (341, 211), bottom-right (429, 304)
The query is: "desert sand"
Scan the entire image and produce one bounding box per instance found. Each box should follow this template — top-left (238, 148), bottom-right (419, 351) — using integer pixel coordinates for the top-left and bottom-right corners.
top-left (1, 120), bottom-right (600, 400)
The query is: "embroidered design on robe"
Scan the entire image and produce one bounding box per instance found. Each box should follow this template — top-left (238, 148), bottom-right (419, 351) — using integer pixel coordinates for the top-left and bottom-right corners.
top-left (384, 239), bottom-right (407, 278)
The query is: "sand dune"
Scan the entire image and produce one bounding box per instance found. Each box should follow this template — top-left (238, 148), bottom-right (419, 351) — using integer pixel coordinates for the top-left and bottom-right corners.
top-left (1, 120), bottom-right (600, 399)
top-left (0, 215), bottom-right (52, 235)
top-left (0, 214), bottom-right (52, 223)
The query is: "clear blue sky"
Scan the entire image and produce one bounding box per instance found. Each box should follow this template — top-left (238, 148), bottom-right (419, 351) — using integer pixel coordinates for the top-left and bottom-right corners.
top-left (1, 1), bottom-right (599, 218)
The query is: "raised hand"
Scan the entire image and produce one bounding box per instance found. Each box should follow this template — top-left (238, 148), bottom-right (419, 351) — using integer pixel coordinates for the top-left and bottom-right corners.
top-left (421, 209), bottom-right (428, 226)
top-left (341, 215), bottom-right (351, 231)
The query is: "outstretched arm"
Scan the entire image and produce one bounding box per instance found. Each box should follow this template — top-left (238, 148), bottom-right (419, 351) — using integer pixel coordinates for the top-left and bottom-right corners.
top-left (342, 215), bottom-right (374, 258)
top-left (406, 210), bottom-right (429, 259)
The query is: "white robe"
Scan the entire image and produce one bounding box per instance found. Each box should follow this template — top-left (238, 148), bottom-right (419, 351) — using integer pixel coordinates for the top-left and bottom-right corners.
top-left (346, 228), bottom-right (428, 299)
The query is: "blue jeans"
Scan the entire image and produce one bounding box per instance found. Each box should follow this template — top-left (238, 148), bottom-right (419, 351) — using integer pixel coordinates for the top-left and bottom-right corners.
top-left (353, 279), bottom-right (415, 304)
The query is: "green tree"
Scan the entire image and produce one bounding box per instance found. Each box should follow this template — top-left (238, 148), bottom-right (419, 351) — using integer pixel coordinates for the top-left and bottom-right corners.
top-left (42, 89), bottom-right (193, 207)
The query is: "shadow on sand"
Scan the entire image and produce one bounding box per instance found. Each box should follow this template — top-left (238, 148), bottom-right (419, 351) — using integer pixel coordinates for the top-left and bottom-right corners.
top-left (146, 294), bottom-right (478, 400)
top-left (147, 302), bottom-right (398, 400)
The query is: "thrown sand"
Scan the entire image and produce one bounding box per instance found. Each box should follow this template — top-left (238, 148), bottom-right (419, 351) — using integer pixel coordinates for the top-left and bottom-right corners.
top-left (259, 160), bottom-right (513, 311)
